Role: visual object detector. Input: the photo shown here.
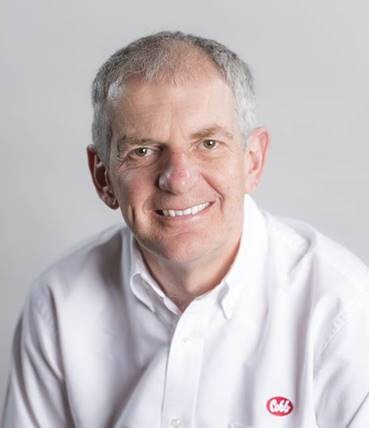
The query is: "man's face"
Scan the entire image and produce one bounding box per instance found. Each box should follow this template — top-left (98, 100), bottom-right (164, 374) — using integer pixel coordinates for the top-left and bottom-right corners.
top-left (99, 70), bottom-right (266, 268)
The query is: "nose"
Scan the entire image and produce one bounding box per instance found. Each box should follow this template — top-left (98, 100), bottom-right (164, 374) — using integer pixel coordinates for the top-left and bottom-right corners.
top-left (157, 151), bottom-right (198, 194)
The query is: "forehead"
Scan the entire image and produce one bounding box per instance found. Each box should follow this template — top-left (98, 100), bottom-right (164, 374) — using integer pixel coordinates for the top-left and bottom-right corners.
top-left (107, 71), bottom-right (239, 139)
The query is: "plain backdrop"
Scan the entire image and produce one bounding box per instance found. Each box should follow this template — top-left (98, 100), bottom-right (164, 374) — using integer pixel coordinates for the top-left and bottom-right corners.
top-left (1, 0), bottom-right (368, 408)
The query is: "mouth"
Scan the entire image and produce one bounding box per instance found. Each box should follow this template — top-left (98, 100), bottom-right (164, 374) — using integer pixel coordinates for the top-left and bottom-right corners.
top-left (155, 202), bottom-right (211, 217)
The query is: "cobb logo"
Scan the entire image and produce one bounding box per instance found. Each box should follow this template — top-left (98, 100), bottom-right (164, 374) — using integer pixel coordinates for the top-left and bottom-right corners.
top-left (266, 396), bottom-right (294, 417)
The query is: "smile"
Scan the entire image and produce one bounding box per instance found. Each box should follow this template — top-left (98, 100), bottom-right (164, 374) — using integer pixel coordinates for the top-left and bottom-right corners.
top-left (156, 202), bottom-right (210, 217)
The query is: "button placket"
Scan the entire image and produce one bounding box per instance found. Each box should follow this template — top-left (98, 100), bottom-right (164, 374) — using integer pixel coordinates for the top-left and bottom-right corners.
top-left (161, 307), bottom-right (206, 428)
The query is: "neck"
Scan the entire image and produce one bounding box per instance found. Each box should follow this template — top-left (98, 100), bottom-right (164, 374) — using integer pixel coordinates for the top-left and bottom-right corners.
top-left (139, 238), bottom-right (241, 311)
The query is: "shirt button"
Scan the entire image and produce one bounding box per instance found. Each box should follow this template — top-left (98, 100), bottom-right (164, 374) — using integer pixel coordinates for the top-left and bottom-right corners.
top-left (170, 418), bottom-right (183, 427)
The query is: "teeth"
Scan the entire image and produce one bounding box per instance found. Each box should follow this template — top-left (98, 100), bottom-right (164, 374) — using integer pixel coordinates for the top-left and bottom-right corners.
top-left (191, 205), bottom-right (199, 215)
top-left (160, 202), bottom-right (210, 217)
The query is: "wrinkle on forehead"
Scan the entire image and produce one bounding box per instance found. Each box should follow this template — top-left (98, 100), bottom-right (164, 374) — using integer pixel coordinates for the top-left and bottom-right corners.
top-left (108, 73), bottom-right (236, 133)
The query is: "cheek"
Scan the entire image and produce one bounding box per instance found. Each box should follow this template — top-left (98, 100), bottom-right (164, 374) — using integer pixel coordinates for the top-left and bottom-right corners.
top-left (205, 167), bottom-right (246, 208)
top-left (222, 158), bottom-right (248, 195)
top-left (114, 171), bottom-right (153, 212)
top-left (112, 168), bottom-right (139, 197)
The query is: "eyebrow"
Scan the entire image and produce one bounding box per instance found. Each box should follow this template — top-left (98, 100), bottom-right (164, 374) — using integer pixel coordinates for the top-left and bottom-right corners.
top-left (190, 125), bottom-right (234, 141)
top-left (116, 124), bottom-right (234, 150)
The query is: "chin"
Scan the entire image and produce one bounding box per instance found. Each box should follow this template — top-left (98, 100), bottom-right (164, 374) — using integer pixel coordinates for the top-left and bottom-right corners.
top-left (140, 237), bottom-right (212, 266)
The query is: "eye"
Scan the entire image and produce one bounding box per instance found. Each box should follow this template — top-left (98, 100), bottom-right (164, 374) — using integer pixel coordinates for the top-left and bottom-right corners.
top-left (202, 139), bottom-right (218, 150)
top-left (131, 147), bottom-right (153, 157)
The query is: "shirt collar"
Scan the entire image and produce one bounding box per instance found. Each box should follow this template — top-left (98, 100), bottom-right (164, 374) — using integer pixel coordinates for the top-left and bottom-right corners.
top-left (127, 235), bottom-right (177, 314)
top-left (220, 195), bottom-right (269, 319)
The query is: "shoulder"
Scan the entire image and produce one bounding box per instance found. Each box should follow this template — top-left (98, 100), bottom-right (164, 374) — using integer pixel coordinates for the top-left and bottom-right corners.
top-left (26, 224), bottom-right (131, 318)
top-left (264, 212), bottom-right (369, 353)
top-left (40, 224), bottom-right (128, 284)
top-left (265, 212), bottom-right (369, 294)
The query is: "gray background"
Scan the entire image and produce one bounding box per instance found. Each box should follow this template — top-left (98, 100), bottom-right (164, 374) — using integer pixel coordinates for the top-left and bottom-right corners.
top-left (1, 0), bottom-right (368, 408)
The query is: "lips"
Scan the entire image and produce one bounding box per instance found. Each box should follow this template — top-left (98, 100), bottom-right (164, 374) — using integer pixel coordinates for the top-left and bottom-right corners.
top-left (156, 202), bottom-right (210, 217)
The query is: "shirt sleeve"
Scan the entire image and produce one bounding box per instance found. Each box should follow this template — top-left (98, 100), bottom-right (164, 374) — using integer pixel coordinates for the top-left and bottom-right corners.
top-left (314, 294), bottom-right (369, 427)
top-left (1, 285), bottom-right (74, 427)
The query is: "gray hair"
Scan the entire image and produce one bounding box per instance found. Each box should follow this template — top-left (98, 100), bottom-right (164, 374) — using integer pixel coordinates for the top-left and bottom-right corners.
top-left (91, 31), bottom-right (257, 162)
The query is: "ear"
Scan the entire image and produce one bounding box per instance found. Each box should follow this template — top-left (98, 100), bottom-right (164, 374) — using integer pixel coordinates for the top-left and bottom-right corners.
top-left (243, 127), bottom-right (270, 194)
top-left (87, 145), bottom-right (119, 210)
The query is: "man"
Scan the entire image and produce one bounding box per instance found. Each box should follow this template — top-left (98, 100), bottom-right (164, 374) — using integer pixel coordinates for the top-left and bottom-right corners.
top-left (2, 31), bottom-right (369, 427)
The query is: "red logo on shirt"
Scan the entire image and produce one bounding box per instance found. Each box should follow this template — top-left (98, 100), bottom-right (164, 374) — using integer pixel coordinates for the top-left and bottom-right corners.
top-left (266, 396), bottom-right (294, 416)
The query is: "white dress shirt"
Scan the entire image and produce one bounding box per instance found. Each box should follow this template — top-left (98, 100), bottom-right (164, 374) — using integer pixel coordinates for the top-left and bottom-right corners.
top-left (2, 196), bottom-right (369, 428)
